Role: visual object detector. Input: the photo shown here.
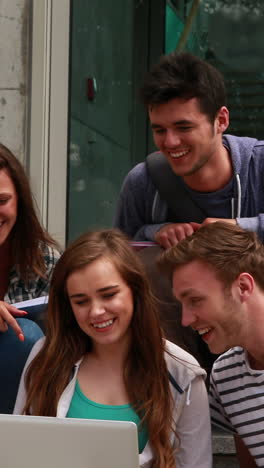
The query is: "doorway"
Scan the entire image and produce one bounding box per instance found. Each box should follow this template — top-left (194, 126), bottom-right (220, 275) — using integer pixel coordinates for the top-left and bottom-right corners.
top-left (67, 0), bottom-right (165, 242)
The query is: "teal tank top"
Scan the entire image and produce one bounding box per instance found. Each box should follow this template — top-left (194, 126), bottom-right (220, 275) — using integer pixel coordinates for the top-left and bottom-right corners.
top-left (66, 381), bottom-right (148, 454)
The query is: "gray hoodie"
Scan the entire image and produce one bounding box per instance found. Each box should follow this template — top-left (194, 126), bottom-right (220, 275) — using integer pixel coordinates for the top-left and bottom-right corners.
top-left (14, 338), bottom-right (212, 468)
top-left (114, 135), bottom-right (264, 241)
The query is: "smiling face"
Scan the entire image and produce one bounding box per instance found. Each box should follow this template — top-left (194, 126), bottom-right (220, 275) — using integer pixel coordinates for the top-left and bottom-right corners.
top-left (149, 97), bottom-right (228, 179)
top-left (172, 260), bottom-right (245, 354)
top-left (66, 257), bottom-right (134, 352)
top-left (0, 169), bottom-right (18, 248)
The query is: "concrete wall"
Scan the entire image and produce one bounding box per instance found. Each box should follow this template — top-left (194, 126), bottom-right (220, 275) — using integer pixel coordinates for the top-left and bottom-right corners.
top-left (0, 0), bottom-right (31, 164)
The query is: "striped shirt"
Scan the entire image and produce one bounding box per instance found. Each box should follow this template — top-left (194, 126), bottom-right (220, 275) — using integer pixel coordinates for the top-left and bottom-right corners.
top-left (209, 346), bottom-right (264, 466)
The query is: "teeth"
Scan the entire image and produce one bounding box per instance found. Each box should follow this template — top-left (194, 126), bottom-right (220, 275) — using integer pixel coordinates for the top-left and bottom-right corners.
top-left (170, 150), bottom-right (189, 159)
top-left (93, 319), bottom-right (113, 329)
top-left (197, 327), bottom-right (211, 336)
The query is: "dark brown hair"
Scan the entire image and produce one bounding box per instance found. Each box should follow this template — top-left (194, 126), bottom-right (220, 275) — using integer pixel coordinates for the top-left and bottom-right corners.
top-left (23, 229), bottom-right (177, 468)
top-left (141, 51), bottom-right (227, 123)
top-left (0, 143), bottom-right (57, 279)
top-left (159, 222), bottom-right (264, 290)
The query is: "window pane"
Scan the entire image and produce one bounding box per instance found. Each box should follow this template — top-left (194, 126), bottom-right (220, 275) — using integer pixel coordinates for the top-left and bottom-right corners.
top-left (165, 0), bottom-right (264, 138)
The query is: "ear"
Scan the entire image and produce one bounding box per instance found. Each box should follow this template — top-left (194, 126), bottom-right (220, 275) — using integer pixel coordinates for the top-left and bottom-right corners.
top-left (215, 106), bottom-right (229, 134)
top-left (234, 272), bottom-right (254, 303)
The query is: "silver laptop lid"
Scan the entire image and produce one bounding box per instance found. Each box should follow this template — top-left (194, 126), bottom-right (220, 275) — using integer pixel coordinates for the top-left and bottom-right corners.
top-left (0, 414), bottom-right (140, 468)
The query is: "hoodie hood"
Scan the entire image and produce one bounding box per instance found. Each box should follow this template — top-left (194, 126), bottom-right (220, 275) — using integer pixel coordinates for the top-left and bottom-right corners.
top-left (223, 134), bottom-right (258, 178)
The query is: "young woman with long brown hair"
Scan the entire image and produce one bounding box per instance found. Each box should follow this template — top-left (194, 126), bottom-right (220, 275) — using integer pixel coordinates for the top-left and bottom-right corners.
top-left (14, 229), bottom-right (211, 467)
top-left (0, 143), bottom-right (60, 412)
top-left (0, 143), bottom-right (60, 336)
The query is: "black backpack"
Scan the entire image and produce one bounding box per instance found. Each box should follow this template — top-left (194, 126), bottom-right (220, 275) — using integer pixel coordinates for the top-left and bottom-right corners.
top-left (146, 152), bottom-right (206, 223)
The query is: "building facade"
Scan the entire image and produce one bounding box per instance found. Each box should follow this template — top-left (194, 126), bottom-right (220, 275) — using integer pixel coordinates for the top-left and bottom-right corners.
top-left (1, 0), bottom-right (264, 246)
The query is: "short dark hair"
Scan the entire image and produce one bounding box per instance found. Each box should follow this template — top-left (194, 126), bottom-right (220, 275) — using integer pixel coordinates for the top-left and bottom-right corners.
top-left (141, 52), bottom-right (227, 123)
top-left (158, 222), bottom-right (264, 291)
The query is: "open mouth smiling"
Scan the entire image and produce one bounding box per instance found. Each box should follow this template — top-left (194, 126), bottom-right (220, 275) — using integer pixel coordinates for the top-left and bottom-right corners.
top-left (169, 149), bottom-right (190, 159)
top-left (92, 319), bottom-right (114, 329)
top-left (197, 327), bottom-right (212, 336)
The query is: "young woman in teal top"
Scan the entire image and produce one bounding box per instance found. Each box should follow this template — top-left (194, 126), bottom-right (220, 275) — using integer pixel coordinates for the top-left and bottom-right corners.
top-left (15, 229), bottom-right (212, 468)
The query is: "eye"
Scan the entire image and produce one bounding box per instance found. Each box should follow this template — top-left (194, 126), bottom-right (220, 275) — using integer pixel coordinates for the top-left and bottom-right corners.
top-left (178, 126), bottom-right (192, 132)
top-left (153, 128), bottom-right (165, 135)
top-left (0, 198), bottom-right (9, 205)
top-left (190, 297), bottom-right (202, 306)
top-left (102, 292), bottom-right (117, 299)
top-left (73, 298), bottom-right (89, 306)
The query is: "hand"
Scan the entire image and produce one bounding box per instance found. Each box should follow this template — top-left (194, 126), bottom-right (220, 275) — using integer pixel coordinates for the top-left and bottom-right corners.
top-left (154, 222), bottom-right (201, 249)
top-left (0, 301), bottom-right (28, 341)
top-left (201, 218), bottom-right (237, 227)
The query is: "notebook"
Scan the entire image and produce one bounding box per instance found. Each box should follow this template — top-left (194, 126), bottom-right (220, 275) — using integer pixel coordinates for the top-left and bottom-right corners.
top-left (13, 296), bottom-right (49, 318)
top-left (0, 414), bottom-right (140, 468)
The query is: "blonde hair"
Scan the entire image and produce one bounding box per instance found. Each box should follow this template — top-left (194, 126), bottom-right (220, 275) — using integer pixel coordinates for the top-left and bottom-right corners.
top-left (159, 222), bottom-right (264, 290)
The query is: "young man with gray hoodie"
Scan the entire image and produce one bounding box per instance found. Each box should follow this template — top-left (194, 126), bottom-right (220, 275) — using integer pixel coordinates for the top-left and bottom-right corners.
top-left (114, 52), bottom-right (264, 248)
top-left (114, 52), bottom-right (264, 377)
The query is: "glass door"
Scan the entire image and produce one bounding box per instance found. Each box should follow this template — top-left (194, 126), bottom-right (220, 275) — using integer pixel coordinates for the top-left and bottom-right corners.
top-left (67, 0), bottom-right (136, 241)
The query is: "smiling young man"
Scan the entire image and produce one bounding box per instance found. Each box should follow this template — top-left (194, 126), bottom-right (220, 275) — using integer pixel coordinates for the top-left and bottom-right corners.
top-left (158, 222), bottom-right (264, 467)
top-left (114, 52), bottom-right (264, 248)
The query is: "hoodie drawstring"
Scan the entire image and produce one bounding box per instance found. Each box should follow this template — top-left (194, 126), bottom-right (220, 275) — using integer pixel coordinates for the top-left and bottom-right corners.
top-left (186, 382), bottom-right (191, 406)
top-left (235, 173), bottom-right (242, 218)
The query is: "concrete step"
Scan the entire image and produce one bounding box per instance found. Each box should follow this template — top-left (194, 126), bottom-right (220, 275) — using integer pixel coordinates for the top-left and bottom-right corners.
top-left (212, 426), bottom-right (239, 468)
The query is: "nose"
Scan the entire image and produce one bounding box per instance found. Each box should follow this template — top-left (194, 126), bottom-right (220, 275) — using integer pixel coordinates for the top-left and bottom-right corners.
top-left (181, 307), bottom-right (196, 327)
top-left (164, 130), bottom-right (181, 148)
top-left (90, 300), bottom-right (105, 319)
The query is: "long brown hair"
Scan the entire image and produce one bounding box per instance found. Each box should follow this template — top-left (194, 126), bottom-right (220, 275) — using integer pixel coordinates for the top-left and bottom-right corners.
top-left (24, 229), bottom-right (177, 467)
top-left (0, 143), bottom-right (58, 279)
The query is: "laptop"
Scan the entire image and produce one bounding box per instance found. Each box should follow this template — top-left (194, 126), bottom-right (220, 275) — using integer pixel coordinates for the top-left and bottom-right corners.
top-left (0, 414), bottom-right (140, 468)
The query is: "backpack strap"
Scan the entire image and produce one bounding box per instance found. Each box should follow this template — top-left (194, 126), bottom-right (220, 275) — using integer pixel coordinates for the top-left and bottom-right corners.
top-left (146, 152), bottom-right (206, 223)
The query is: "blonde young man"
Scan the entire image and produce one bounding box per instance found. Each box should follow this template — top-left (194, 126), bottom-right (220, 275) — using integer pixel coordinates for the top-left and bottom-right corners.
top-left (159, 222), bottom-right (263, 468)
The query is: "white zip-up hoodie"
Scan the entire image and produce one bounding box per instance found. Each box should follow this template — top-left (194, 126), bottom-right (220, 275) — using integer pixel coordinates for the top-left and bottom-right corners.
top-left (14, 338), bottom-right (212, 468)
